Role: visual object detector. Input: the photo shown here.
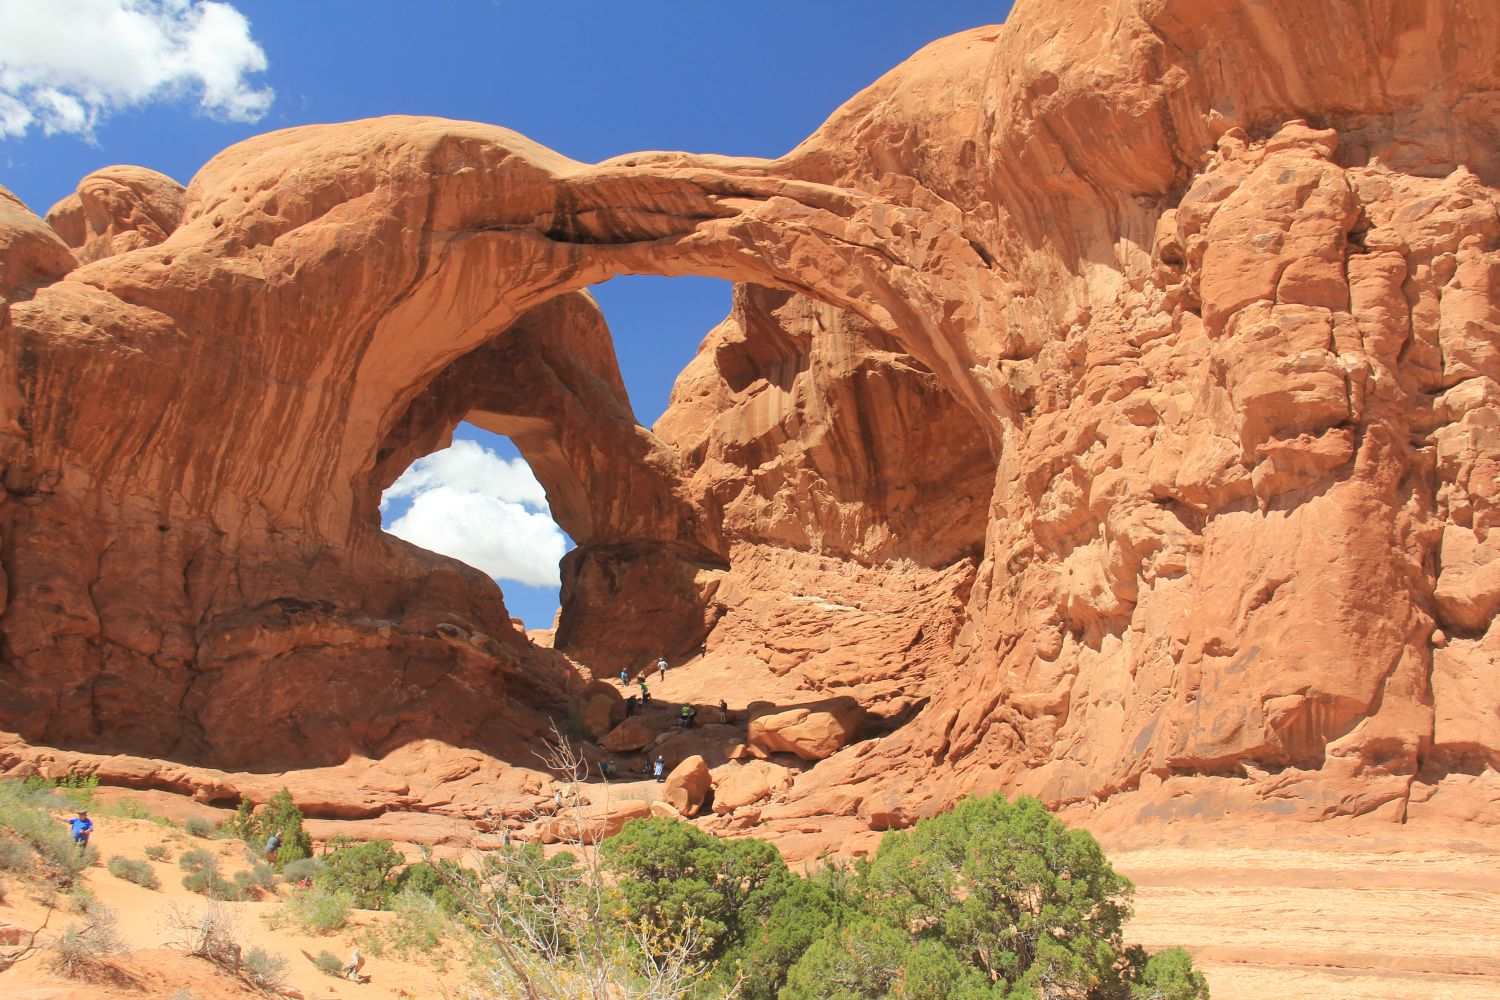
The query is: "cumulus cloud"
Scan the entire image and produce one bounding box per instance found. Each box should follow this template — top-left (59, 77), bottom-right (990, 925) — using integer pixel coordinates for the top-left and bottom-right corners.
top-left (382, 439), bottom-right (567, 589)
top-left (0, 0), bottom-right (273, 139)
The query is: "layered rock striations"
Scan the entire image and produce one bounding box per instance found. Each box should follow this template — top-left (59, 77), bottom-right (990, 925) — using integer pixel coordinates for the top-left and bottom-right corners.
top-left (1, 0), bottom-right (1497, 841)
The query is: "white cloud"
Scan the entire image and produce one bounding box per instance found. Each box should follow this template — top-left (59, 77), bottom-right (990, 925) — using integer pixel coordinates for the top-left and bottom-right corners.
top-left (0, 0), bottom-right (273, 140)
top-left (382, 439), bottom-right (567, 589)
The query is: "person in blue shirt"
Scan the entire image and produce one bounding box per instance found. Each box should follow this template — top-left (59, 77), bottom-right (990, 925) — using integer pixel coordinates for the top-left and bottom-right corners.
top-left (68, 809), bottom-right (93, 849)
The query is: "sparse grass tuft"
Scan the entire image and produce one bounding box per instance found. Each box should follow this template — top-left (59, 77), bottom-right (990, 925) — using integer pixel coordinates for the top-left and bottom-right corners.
top-left (273, 885), bottom-right (353, 933)
top-left (183, 816), bottom-right (214, 838)
top-left (48, 899), bottom-right (126, 979)
top-left (312, 948), bottom-right (345, 977)
top-left (107, 856), bottom-right (161, 890)
top-left (280, 856), bottom-right (324, 883)
top-left (241, 946), bottom-right (289, 992)
top-left (144, 843), bottom-right (170, 862)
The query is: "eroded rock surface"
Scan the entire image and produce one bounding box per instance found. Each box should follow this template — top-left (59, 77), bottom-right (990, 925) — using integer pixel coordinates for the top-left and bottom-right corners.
top-left (1, 0), bottom-right (1497, 850)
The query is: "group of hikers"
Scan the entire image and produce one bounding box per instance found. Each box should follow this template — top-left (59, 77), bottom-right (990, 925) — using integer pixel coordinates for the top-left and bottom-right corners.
top-left (619, 654), bottom-right (732, 729)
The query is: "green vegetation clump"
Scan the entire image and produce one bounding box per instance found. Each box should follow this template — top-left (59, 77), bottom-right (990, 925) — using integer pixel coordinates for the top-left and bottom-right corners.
top-left (242, 946), bottom-right (290, 991)
top-left (393, 859), bottom-right (472, 915)
top-left (312, 948), bottom-right (346, 977)
top-left (411, 791), bottom-right (1208, 1000)
top-left (107, 855), bottom-right (161, 890)
top-left (144, 842), bottom-right (170, 862)
top-left (183, 816), bottom-right (215, 838)
top-left (177, 847), bottom-right (243, 901)
top-left (279, 856), bottom-right (325, 884)
top-left (0, 782), bottom-right (97, 886)
top-left (48, 899), bottom-right (125, 978)
top-left (275, 885), bottom-right (354, 933)
top-left (227, 788), bottom-right (312, 870)
top-left (316, 837), bottom-right (403, 909)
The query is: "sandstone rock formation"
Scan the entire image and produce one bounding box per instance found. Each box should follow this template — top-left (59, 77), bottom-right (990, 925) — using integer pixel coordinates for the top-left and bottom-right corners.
top-left (747, 697), bottom-right (866, 760)
top-left (661, 754), bottom-right (712, 816)
top-left (711, 759), bottom-right (794, 815)
top-left (1, 0), bottom-right (1498, 857)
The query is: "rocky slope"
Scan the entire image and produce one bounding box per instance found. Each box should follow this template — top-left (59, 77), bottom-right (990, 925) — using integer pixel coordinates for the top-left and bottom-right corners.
top-left (1, 0), bottom-right (1497, 857)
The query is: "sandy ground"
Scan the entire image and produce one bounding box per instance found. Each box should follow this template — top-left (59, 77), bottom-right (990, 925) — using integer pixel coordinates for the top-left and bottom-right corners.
top-left (0, 811), bottom-right (467, 999)
top-left (1105, 821), bottom-right (1500, 1000)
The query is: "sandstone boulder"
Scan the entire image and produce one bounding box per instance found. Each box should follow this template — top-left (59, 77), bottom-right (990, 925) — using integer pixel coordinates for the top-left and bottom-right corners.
top-left (661, 755), bottom-right (712, 817)
top-left (601, 716), bottom-right (662, 753)
top-left (578, 681), bottom-right (624, 740)
top-left (748, 698), bottom-right (866, 760)
top-left (536, 799), bottom-right (651, 845)
top-left (711, 760), bottom-right (794, 814)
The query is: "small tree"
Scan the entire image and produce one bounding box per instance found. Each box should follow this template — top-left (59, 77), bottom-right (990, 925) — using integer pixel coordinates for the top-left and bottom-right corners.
top-left (438, 723), bottom-right (737, 999)
top-left (317, 838), bottom-right (403, 909)
top-left (229, 788), bottom-right (311, 870)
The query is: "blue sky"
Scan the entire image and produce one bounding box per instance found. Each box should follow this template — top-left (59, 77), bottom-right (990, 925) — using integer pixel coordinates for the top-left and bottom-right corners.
top-left (1, 0), bottom-right (1009, 627)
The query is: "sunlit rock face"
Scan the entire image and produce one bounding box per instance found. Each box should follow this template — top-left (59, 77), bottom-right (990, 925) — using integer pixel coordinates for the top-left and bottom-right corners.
top-left (2, 0), bottom-right (1498, 842)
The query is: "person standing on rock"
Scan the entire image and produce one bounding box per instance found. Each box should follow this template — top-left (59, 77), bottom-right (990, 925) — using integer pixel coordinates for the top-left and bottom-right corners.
top-left (719, 699), bottom-right (730, 724)
top-left (653, 756), bottom-right (665, 782)
top-left (640, 682), bottom-right (651, 706)
top-left (68, 809), bottom-right (92, 851)
top-left (619, 668), bottom-right (629, 686)
top-left (657, 655), bottom-right (668, 682)
top-left (264, 831), bottom-right (281, 863)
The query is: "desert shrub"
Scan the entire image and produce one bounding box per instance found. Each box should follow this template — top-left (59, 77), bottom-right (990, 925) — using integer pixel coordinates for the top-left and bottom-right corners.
top-left (48, 899), bottom-right (125, 978)
top-left (183, 816), bottom-right (214, 838)
top-left (248, 862), bottom-right (275, 889)
top-left (394, 859), bottom-right (473, 915)
top-left (144, 843), bottom-right (170, 862)
top-left (1131, 947), bottom-right (1212, 1000)
top-left (722, 871), bottom-right (850, 1000)
top-left (312, 949), bottom-right (345, 977)
top-left (317, 838), bottom-right (403, 909)
top-left (24, 773), bottom-right (98, 811)
top-left (359, 889), bottom-right (452, 965)
top-left (0, 784), bottom-right (95, 886)
top-left (280, 856), bottom-right (325, 883)
top-left (241, 946), bottom-right (289, 992)
top-left (228, 788), bottom-right (311, 870)
top-left (601, 816), bottom-right (791, 962)
top-left (178, 847), bottom-right (217, 873)
top-left (279, 885), bottom-right (353, 933)
top-left (162, 900), bottom-right (245, 979)
top-left (184, 868), bottom-right (244, 901)
top-left (107, 855), bottom-right (161, 890)
top-left (0, 836), bottom-right (31, 872)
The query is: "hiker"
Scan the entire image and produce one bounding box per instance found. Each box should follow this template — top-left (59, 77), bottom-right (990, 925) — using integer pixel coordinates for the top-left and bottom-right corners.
top-left (68, 809), bottom-right (92, 850)
top-left (601, 759), bottom-right (616, 781)
top-left (264, 831), bottom-right (281, 863)
top-left (619, 668), bottom-right (629, 685)
top-left (679, 704), bottom-right (697, 729)
top-left (341, 946), bottom-right (365, 982)
top-left (624, 694), bottom-right (638, 718)
top-left (657, 655), bottom-right (668, 682)
top-left (502, 826), bottom-right (512, 848)
top-left (554, 789), bottom-right (565, 811)
top-left (719, 699), bottom-right (730, 724)
top-left (640, 682), bottom-right (651, 706)
top-left (653, 756), bottom-right (665, 782)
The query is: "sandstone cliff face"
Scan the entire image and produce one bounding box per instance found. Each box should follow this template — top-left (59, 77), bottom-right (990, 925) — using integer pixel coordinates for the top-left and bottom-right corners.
top-left (1, 0), bottom-right (1497, 843)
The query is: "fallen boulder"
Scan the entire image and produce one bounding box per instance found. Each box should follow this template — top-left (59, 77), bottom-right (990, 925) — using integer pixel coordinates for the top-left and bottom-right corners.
top-left (662, 755), bottom-right (712, 817)
top-left (748, 697), bottom-right (866, 760)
